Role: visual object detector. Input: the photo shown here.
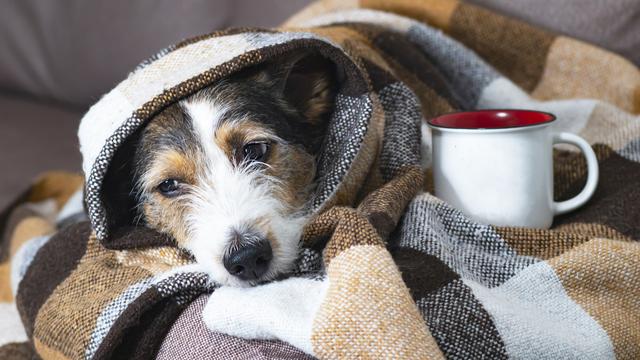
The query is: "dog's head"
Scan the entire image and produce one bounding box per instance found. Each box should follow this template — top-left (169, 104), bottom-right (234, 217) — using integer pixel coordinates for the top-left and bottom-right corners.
top-left (105, 52), bottom-right (336, 286)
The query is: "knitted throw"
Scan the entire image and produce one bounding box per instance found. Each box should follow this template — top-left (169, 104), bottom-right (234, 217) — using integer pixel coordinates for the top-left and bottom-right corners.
top-left (1, 0), bottom-right (639, 359)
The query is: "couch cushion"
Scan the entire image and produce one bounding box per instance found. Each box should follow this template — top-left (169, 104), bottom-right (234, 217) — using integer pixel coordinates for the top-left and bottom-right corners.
top-left (469, 0), bottom-right (640, 66)
top-left (157, 295), bottom-right (314, 360)
top-left (0, 0), bottom-right (311, 108)
top-left (0, 95), bottom-right (82, 210)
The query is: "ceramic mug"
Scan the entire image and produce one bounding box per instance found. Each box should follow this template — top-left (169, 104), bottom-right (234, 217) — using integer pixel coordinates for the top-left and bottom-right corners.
top-left (427, 109), bottom-right (599, 228)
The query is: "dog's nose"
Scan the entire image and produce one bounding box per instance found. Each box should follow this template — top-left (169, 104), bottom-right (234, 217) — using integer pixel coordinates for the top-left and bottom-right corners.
top-left (223, 238), bottom-right (273, 281)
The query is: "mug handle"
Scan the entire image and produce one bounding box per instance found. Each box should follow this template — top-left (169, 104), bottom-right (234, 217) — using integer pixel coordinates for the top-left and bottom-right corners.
top-left (552, 132), bottom-right (599, 215)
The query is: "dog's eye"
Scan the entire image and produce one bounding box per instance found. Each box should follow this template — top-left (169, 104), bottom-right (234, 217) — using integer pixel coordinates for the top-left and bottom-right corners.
top-left (157, 179), bottom-right (181, 197)
top-left (242, 141), bottom-right (270, 163)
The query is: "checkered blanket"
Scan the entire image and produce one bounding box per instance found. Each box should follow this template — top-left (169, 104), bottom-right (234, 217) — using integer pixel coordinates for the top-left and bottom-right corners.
top-left (1, 0), bottom-right (639, 359)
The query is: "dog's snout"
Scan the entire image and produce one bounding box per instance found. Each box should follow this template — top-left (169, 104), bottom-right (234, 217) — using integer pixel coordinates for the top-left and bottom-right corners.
top-left (223, 236), bottom-right (273, 281)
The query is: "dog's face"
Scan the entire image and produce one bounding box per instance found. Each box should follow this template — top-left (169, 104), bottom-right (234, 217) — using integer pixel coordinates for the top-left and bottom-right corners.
top-left (131, 54), bottom-right (335, 286)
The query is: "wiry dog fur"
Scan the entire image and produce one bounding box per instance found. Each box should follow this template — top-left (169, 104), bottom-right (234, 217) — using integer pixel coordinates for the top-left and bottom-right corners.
top-left (110, 53), bottom-right (337, 286)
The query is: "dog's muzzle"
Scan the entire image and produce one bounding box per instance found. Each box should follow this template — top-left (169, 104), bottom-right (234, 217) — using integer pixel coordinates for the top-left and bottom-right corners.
top-left (223, 232), bottom-right (273, 281)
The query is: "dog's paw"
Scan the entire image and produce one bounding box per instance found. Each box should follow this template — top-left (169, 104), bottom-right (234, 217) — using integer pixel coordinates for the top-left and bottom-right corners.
top-left (202, 277), bottom-right (328, 354)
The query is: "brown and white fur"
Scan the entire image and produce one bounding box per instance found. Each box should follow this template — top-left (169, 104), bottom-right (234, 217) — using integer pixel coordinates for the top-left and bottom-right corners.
top-left (127, 53), bottom-right (336, 287)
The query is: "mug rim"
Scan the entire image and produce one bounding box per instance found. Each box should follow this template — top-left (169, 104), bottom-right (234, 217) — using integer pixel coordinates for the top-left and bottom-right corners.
top-left (427, 109), bottom-right (556, 131)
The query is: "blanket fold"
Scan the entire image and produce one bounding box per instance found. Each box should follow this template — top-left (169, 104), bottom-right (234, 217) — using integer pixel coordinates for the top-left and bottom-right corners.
top-left (1, 0), bottom-right (639, 359)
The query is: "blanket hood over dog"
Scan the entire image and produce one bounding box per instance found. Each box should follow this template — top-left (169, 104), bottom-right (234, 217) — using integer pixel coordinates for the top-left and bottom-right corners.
top-left (3, 1), bottom-right (640, 359)
top-left (78, 27), bottom-right (423, 249)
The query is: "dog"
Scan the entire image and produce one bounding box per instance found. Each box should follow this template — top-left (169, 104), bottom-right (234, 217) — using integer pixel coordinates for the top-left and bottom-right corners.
top-left (122, 52), bottom-right (337, 287)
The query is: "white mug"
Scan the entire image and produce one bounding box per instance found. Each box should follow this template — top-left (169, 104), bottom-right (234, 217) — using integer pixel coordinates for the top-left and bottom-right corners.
top-left (428, 109), bottom-right (599, 229)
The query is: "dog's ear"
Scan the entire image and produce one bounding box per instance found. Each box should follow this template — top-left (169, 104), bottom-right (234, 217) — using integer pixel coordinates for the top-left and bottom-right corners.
top-left (276, 53), bottom-right (338, 124)
top-left (256, 52), bottom-right (337, 154)
top-left (101, 131), bottom-right (141, 233)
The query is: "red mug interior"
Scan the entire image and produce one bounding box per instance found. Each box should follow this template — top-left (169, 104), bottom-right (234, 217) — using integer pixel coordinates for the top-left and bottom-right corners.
top-left (428, 109), bottom-right (555, 129)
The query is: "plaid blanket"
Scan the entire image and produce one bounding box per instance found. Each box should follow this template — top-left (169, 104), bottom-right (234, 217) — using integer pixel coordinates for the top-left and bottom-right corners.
top-left (1, 0), bottom-right (639, 359)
